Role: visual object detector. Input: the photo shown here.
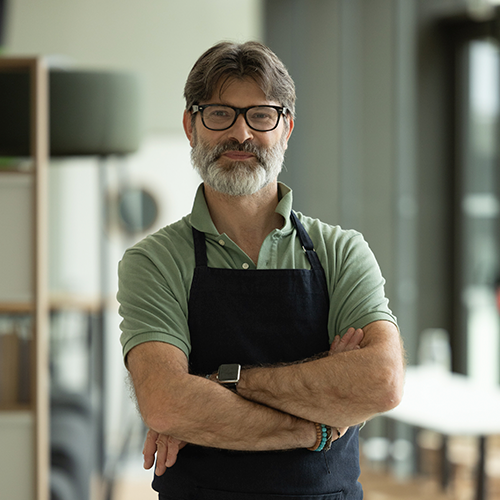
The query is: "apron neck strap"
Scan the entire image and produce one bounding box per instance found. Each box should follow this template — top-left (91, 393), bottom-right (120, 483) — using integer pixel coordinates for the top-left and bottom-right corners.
top-left (192, 226), bottom-right (208, 267)
top-left (290, 211), bottom-right (323, 271)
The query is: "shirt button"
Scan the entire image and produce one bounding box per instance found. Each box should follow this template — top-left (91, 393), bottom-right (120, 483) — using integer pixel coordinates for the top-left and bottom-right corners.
top-left (218, 239), bottom-right (225, 246)
top-left (242, 263), bottom-right (250, 270)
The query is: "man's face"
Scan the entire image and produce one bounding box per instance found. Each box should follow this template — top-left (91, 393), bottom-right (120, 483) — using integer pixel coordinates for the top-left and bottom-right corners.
top-left (184, 77), bottom-right (294, 197)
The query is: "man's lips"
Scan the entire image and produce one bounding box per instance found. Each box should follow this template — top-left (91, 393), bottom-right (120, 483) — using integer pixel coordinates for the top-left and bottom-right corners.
top-left (222, 151), bottom-right (256, 161)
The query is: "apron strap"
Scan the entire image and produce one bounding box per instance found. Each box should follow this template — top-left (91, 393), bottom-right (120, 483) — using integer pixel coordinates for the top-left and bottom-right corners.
top-left (192, 226), bottom-right (208, 267)
top-left (290, 211), bottom-right (323, 271)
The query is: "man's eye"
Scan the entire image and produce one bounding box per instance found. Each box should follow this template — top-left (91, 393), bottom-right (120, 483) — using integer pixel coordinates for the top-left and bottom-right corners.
top-left (252, 112), bottom-right (271, 120)
top-left (249, 107), bottom-right (277, 122)
top-left (206, 107), bottom-right (232, 119)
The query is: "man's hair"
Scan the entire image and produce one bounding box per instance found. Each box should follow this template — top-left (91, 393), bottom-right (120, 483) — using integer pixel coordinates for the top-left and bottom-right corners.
top-left (184, 41), bottom-right (296, 118)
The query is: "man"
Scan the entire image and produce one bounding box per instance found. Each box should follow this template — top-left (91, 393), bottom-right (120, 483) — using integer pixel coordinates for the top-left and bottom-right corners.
top-left (118, 41), bottom-right (405, 499)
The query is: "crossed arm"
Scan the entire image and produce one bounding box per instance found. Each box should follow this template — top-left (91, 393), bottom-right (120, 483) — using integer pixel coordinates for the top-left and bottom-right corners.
top-left (127, 320), bottom-right (405, 475)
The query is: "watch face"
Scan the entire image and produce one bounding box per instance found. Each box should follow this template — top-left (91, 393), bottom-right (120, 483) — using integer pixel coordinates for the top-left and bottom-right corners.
top-left (218, 364), bottom-right (241, 384)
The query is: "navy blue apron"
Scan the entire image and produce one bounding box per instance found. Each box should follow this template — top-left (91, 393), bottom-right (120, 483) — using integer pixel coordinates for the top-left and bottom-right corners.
top-left (153, 211), bottom-right (363, 499)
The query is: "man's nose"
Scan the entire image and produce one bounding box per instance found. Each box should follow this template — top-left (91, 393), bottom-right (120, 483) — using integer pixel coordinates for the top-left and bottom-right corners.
top-left (227, 114), bottom-right (254, 143)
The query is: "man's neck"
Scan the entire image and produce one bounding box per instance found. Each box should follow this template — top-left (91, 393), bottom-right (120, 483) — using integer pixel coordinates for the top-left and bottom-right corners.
top-left (204, 181), bottom-right (284, 264)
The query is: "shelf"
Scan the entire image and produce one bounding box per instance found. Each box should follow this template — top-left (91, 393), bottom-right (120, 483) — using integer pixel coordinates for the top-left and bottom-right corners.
top-left (49, 293), bottom-right (104, 313)
top-left (0, 56), bottom-right (49, 500)
top-left (1, 296), bottom-right (105, 313)
top-left (0, 167), bottom-right (33, 174)
top-left (0, 408), bottom-right (33, 421)
top-left (0, 303), bottom-right (35, 313)
top-left (0, 403), bottom-right (32, 412)
top-left (0, 156), bottom-right (34, 173)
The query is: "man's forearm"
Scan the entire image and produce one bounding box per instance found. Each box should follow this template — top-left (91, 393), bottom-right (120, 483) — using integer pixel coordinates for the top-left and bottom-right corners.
top-left (128, 341), bottom-right (316, 452)
top-left (236, 321), bottom-right (404, 428)
top-left (148, 375), bottom-right (316, 450)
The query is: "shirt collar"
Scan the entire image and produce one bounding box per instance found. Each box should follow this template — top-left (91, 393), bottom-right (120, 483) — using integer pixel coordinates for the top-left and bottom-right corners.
top-left (276, 182), bottom-right (294, 233)
top-left (189, 182), bottom-right (294, 235)
top-left (189, 184), bottom-right (219, 234)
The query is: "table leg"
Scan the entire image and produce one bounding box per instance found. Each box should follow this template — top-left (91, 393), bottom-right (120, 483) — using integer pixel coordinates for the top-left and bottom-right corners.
top-left (475, 435), bottom-right (487, 500)
top-left (440, 435), bottom-right (451, 490)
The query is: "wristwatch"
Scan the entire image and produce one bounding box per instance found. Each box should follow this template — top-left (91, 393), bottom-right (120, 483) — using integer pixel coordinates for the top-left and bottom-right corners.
top-left (217, 364), bottom-right (241, 392)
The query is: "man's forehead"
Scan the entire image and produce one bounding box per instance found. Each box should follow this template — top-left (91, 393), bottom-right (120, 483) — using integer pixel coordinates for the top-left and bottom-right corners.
top-left (208, 76), bottom-right (271, 104)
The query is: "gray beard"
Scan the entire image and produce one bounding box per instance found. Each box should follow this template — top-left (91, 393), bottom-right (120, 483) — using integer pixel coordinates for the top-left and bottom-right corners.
top-left (190, 133), bottom-right (287, 197)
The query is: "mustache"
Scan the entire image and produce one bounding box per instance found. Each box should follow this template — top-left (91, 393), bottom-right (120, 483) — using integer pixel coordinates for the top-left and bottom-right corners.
top-left (210, 140), bottom-right (263, 162)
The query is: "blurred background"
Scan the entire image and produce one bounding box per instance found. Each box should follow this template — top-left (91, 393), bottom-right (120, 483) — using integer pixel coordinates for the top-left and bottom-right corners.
top-left (0, 0), bottom-right (500, 499)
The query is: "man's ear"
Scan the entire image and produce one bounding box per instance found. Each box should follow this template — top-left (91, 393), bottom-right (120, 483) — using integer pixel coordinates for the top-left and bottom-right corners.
top-left (183, 110), bottom-right (195, 147)
top-left (283, 115), bottom-right (294, 150)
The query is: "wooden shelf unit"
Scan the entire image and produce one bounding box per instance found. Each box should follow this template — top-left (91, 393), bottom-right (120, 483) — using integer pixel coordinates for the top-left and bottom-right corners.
top-left (0, 57), bottom-right (49, 500)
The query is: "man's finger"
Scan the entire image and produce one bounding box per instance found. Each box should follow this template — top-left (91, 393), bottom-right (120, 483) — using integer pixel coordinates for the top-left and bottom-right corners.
top-left (343, 328), bottom-right (363, 349)
top-left (331, 327), bottom-right (364, 354)
top-left (143, 429), bottom-right (159, 470)
top-left (330, 328), bottom-right (354, 354)
top-left (165, 437), bottom-right (184, 468)
top-left (337, 426), bottom-right (349, 439)
top-left (338, 328), bottom-right (363, 351)
top-left (329, 334), bottom-right (341, 353)
top-left (155, 435), bottom-right (169, 476)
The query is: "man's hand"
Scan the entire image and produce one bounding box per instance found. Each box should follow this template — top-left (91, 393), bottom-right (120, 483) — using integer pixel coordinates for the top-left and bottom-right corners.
top-left (143, 428), bottom-right (187, 475)
top-left (329, 327), bottom-right (364, 354)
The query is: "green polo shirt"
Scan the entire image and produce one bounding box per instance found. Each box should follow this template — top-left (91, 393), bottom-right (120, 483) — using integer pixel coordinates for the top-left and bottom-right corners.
top-left (118, 183), bottom-right (397, 361)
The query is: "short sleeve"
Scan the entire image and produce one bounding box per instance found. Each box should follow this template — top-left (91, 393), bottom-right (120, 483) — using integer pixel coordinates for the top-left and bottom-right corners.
top-left (117, 248), bottom-right (191, 363)
top-left (328, 232), bottom-right (397, 339)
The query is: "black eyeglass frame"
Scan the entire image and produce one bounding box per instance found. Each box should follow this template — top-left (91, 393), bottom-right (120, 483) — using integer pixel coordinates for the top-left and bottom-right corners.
top-left (191, 104), bottom-right (288, 132)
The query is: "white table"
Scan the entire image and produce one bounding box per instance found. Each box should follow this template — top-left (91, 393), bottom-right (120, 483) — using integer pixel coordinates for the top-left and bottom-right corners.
top-left (385, 365), bottom-right (500, 500)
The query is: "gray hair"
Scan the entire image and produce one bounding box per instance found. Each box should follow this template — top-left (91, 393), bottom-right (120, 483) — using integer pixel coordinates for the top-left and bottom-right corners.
top-left (184, 41), bottom-right (296, 119)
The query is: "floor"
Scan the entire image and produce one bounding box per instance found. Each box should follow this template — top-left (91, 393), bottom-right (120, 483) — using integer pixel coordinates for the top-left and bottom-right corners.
top-left (358, 434), bottom-right (500, 500)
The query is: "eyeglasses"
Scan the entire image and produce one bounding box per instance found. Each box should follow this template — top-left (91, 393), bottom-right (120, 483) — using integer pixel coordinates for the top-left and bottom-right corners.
top-left (191, 104), bottom-right (288, 132)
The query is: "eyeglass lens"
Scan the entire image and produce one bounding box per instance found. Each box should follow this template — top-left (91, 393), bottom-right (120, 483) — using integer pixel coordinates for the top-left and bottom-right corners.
top-left (203, 106), bottom-right (280, 131)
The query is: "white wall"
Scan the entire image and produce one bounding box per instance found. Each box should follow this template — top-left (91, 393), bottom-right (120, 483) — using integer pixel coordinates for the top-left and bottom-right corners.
top-left (5, 0), bottom-right (263, 133)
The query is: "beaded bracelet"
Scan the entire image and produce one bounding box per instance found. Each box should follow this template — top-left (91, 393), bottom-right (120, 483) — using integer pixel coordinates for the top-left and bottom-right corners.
top-left (307, 423), bottom-right (341, 452)
top-left (308, 423), bottom-right (329, 452)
